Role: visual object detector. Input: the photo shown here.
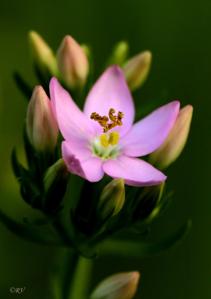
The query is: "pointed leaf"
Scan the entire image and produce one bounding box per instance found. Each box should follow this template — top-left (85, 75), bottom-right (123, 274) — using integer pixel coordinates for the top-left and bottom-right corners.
top-left (100, 220), bottom-right (192, 257)
top-left (0, 209), bottom-right (68, 246)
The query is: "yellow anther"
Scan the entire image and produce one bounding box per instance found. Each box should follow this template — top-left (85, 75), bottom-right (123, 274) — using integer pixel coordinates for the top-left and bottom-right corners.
top-left (100, 134), bottom-right (109, 147)
top-left (109, 131), bottom-right (119, 145)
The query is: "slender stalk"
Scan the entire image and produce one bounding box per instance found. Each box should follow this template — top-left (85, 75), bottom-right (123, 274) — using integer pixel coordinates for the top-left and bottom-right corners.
top-left (50, 248), bottom-right (76, 299)
top-left (68, 255), bottom-right (93, 299)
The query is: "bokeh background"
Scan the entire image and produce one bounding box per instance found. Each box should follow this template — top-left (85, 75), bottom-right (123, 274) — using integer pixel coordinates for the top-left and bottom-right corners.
top-left (0, 0), bottom-right (210, 298)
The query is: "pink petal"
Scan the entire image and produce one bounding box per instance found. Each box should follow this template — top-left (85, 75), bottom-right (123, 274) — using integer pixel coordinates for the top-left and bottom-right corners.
top-left (103, 155), bottom-right (166, 186)
top-left (50, 78), bottom-right (94, 141)
top-left (121, 101), bottom-right (180, 157)
top-left (62, 141), bottom-right (104, 182)
top-left (83, 66), bottom-right (135, 136)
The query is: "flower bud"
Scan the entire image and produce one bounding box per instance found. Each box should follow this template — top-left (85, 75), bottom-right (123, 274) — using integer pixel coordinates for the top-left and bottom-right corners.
top-left (57, 35), bottom-right (89, 89)
top-left (26, 86), bottom-right (58, 152)
top-left (149, 105), bottom-right (193, 169)
top-left (123, 51), bottom-right (152, 91)
top-left (43, 159), bottom-right (68, 214)
top-left (98, 179), bottom-right (125, 221)
top-left (133, 182), bottom-right (165, 222)
top-left (109, 41), bottom-right (129, 66)
top-left (28, 31), bottom-right (58, 77)
top-left (90, 271), bottom-right (140, 299)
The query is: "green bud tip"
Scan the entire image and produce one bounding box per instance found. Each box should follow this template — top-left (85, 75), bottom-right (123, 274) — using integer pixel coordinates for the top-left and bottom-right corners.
top-left (123, 50), bottom-right (152, 91)
top-left (98, 178), bottom-right (125, 220)
top-left (44, 159), bottom-right (68, 191)
top-left (109, 41), bottom-right (129, 66)
top-left (28, 30), bottom-right (58, 76)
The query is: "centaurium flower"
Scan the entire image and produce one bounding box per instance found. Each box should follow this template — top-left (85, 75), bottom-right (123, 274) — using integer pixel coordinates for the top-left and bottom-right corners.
top-left (50, 66), bottom-right (180, 186)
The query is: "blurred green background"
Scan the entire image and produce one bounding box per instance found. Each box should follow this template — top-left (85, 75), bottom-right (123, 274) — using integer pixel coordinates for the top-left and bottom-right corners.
top-left (0, 0), bottom-right (210, 298)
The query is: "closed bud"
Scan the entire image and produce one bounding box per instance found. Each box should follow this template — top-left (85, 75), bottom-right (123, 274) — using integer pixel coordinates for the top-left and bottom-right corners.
top-left (123, 51), bottom-right (152, 91)
top-left (90, 271), bottom-right (140, 299)
top-left (134, 182), bottom-right (165, 221)
top-left (149, 105), bottom-right (193, 169)
top-left (98, 179), bottom-right (125, 221)
top-left (109, 41), bottom-right (129, 66)
top-left (28, 31), bottom-right (58, 77)
top-left (26, 86), bottom-right (58, 152)
top-left (57, 35), bottom-right (89, 89)
top-left (43, 159), bottom-right (68, 213)
top-left (44, 159), bottom-right (68, 192)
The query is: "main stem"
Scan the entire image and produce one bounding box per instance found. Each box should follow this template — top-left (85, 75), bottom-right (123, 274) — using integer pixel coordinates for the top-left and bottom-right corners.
top-left (68, 255), bottom-right (93, 299)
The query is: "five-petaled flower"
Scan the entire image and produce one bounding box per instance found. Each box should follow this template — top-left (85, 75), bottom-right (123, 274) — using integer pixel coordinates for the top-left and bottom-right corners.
top-left (50, 66), bottom-right (180, 186)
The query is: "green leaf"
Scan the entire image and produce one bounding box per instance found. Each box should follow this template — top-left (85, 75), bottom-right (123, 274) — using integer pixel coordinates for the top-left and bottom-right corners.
top-left (0, 209), bottom-right (68, 246)
top-left (100, 219), bottom-right (192, 258)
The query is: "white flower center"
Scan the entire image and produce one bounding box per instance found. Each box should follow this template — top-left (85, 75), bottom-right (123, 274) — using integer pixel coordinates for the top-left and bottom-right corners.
top-left (90, 108), bottom-right (124, 159)
top-left (91, 131), bottom-right (120, 159)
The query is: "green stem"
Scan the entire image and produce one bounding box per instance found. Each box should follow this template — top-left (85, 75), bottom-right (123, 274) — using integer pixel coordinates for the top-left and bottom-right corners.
top-left (68, 255), bottom-right (93, 299)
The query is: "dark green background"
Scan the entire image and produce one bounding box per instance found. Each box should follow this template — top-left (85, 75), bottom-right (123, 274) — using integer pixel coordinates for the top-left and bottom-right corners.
top-left (0, 0), bottom-right (210, 298)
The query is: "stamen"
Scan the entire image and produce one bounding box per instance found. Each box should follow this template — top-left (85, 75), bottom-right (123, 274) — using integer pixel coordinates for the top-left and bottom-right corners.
top-left (90, 108), bottom-right (124, 132)
top-left (100, 134), bottom-right (109, 147)
top-left (99, 131), bottom-right (120, 148)
top-left (109, 132), bottom-right (119, 145)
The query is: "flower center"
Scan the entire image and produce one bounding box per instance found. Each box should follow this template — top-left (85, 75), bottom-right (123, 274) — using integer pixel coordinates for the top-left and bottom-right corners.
top-left (90, 108), bottom-right (124, 159)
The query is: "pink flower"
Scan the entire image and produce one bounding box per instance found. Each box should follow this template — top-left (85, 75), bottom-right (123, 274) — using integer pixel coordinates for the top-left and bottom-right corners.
top-left (50, 66), bottom-right (180, 186)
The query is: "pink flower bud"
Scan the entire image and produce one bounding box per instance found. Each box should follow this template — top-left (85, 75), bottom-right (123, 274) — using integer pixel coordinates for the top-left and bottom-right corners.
top-left (57, 35), bottom-right (89, 89)
top-left (91, 271), bottom-right (140, 299)
top-left (149, 105), bottom-right (193, 169)
top-left (26, 86), bottom-right (58, 152)
top-left (123, 51), bottom-right (152, 91)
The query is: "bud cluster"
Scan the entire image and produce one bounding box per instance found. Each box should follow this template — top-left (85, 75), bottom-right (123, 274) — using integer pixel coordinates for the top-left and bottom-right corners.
top-left (8, 31), bottom-right (193, 264)
top-left (29, 31), bottom-right (89, 91)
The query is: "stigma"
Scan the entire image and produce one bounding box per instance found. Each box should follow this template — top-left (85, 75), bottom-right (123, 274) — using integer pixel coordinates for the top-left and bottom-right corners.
top-left (90, 108), bottom-right (124, 133)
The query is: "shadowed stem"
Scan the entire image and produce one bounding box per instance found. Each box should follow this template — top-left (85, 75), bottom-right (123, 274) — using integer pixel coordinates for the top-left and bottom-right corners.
top-left (51, 250), bottom-right (93, 299)
top-left (68, 255), bottom-right (93, 299)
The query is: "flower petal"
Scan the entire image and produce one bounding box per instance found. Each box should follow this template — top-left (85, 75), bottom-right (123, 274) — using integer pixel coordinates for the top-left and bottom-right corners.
top-left (121, 101), bottom-right (180, 157)
top-left (83, 66), bottom-right (135, 136)
top-left (50, 77), bottom-right (94, 141)
top-left (62, 141), bottom-right (104, 182)
top-left (103, 155), bottom-right (166, 186)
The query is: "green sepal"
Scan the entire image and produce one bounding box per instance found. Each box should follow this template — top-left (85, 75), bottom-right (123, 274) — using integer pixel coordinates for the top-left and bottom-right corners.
top-left (11, 148), bottom-right (43, 208)
top-left (11, 148), bottom-right (26, 179)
